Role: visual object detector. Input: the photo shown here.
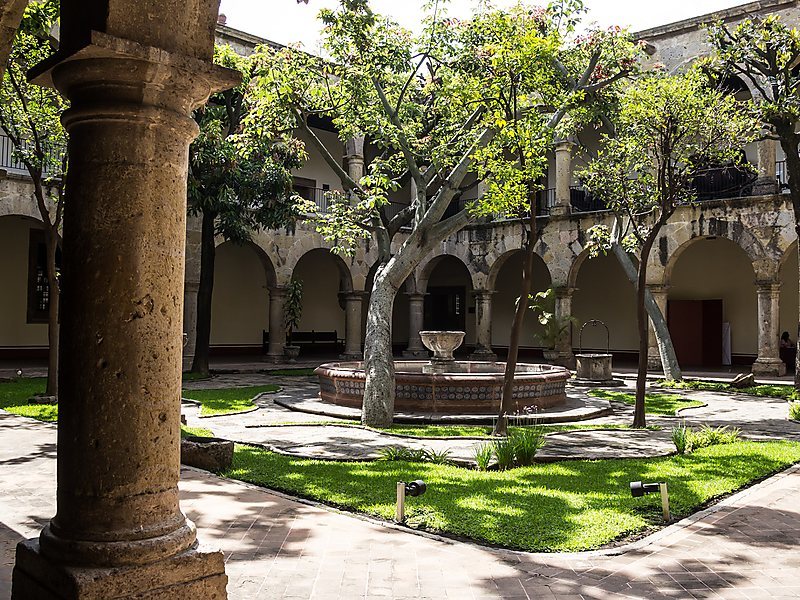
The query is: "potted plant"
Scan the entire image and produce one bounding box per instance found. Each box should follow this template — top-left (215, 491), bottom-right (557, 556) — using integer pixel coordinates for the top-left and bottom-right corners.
top-left (527, 288), bottom-right (574, 362)
top-left (283, 278), bottom-right (303, 361)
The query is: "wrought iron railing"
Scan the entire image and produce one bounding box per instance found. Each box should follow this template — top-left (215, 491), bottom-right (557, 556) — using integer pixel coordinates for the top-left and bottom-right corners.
top-left (0, 133), bottom-right (65, 176)
top-left (569, 186), bottom-right (608, 213)
top-left (690, 165), bottom-right (757, 200)
top-left (777, 160), bottom-right (789, 192)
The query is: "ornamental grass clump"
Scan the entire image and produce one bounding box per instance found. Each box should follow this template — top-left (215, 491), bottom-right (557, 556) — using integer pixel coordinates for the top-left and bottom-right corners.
top-left (510, 427), bottom-right (546, 466)
top-left (789, 402), bottom-right (800, 421)
top-left (378, 446), bottom-right (453, 465)
top-left (672, 424), bottom-right (741, 454)
top-left (672, 423), bottom-right (690, 455)
top-left (473, 443), bottom-right (494, 471)
top-left (492, 436), bottom-right (517, 471)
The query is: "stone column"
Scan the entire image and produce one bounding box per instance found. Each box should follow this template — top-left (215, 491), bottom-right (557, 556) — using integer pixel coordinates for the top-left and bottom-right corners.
top-left (646, 285), bottom-right (669, 371)
top-left (12, 11), bottom-right (238, 600)
top-left (753, 138), bottom-right (779, 196)
top-left (553, 287), bottom-right (575, 368)
top-left (551, 140), bottom-right (574, 217)
top-left (752, 281), bottom-right (786, 376)
top-left (344, 136), bottom-right (365, 184)
top-left (341, 291), bottom-right (366, 360)
top-left (182, 214), bottom-right (202, 371)
top-left (403, 292), bottom-right (427, 358)
top-left (267, 286), bottom-right (288, 362)
top-left (469, 290), bottom-right (497, 361)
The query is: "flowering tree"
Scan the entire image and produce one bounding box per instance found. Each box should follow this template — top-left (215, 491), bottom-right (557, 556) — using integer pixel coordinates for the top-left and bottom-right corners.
top-left (188, 45), bottom-right (305, 376)
top-left (247, 0), bottom-right (640, 427)
top-left (580, 70), bottom-right (755, 427)
top-left (0, 0), bottom-right (65, 397)
top-left (707, 16), bottom-right (800, 386)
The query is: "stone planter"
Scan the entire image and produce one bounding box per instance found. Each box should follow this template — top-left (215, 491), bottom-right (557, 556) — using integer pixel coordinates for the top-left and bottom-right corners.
top-left (542, 349), bottom-right (560, 363)
top-left (180, 436), bottom-right (234, 472)
top-left (284, 345), bottom-right (300, 361)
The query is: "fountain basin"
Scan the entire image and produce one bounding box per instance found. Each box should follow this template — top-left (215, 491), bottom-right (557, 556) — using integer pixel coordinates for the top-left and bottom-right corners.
top-left (315, 361), bottom-right (568, 415)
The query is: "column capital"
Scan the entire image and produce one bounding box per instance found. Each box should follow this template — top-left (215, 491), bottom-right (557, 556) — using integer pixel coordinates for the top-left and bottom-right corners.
top-left (269, 285), bottom-right (290, 297)
top-left (405, 291), bottom-right (427, 300)
top-left (551, 286), bottom-right (576, 298)
top-left (645, 283), bottom-right (670, 294)
top-left (340, 290), bottom-right (369, 302)
top-left (471, 289), bottom-right (497, 299)
top-left (554, 139), bottom-right (576, 152)
top-left (755, 280), bottom-right (781, 294)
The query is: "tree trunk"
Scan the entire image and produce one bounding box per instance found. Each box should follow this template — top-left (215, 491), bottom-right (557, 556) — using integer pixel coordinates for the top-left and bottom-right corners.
top-left (495, 210), bottom-right (538, 436)
top-left (44, 225), bottom-right (59, 398)
top-left (610, 243), bottom-right (681, 381)
top-left (191, 210), bottom-right (216, 376)
top-left (633, 232), bottom-right (660, 429)
top-left (361, 267), bottom-right (396, 427)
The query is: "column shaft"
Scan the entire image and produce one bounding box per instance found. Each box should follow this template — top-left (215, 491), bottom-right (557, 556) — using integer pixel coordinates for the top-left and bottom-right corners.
top-left (753, 139), bottom-right (779, 195)
top-left (341, 292), bottom-right (366, 359)
top-left (553, 287), bottom-right (575, 368)
top-left (267, 287), bottom-right (288, 362)
top-left (403, 293), bottom-right (427, 358)
top-left (752, 282), bottom-right (786, 376)
top-left (646, 285), bottom-right (669, 371)
top-left (551, 141), bottom-right (574, 217)
top-left (469, 290), bottom-right (497, 361)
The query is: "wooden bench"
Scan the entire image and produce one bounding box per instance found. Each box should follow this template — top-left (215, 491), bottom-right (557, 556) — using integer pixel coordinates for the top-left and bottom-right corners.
top-left (262, 330), bottom-right (344, 353)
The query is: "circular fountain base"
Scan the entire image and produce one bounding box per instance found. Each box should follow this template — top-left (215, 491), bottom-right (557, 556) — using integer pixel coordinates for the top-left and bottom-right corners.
top-left (315, 361), bottom-right (569, 415)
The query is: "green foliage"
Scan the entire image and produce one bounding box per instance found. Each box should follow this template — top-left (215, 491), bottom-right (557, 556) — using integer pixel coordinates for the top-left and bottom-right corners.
top-left (510, 427), bottom-right (546, 466)
top-left (656, 379), bottom-right (800, 400)
top-left (672, 424), bottom-right (690, 455)
top-left (227, 440), bottom-right (800, 552)
top-left (0, 377), bottom-right (56, 422)
top-left (689, 425), bottom-right (741, 450)
top-left (0, 0), bottom-right (66, 184)
top-left (790, 402), bottom-right (800, 421)
top-left (182, 385), bottom-right (280, 417)
top-left (588, 389), bottom-right (704, 416)
top-left (375, 423), bottom-right (658, 438)
top-left (246, 0), bottom-right (643, 255)
top-left (580, 69), bottom-right (756, 258)
top-left (188, 44), bottom-right (306, 244)
top-left (492, 436), bottom-right (517, 471)
top-left (526, 288), bottom-right (575, 349)
top-left (283, 279), bottom-right (304, 342)
top-left (473, 443), bottom-right (494, 471)
top-left (377, 446), bottom-right (452, 465)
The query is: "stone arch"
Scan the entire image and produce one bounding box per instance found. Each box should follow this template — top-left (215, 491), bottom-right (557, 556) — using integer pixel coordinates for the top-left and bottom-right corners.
top-left (281, 230), bottom-right (367, 290)
top-left (486, 248), bottom-right (553, 292)
top-left (417, 252), bottom-right (476, 293)
top-left (291, 247), bottom-right (354, 293)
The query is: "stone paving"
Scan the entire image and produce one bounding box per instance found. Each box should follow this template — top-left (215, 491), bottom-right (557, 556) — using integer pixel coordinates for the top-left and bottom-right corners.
top-left (181, 374), bottom-right (800, 464)
top-left (3, 411), bottom-right (800, 599)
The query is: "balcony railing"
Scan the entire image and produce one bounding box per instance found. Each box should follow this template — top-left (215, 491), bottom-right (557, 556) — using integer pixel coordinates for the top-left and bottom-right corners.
top-left (570, 186), bottom-right (607, 213)
top-left (0, 133), bottom-right (65, 176)
top-left (690, 165), bottom-right (757, 201)
top-left (777, 160), bottom-right (789, 192)
top-left (301, 187), bottom-right (412, 221)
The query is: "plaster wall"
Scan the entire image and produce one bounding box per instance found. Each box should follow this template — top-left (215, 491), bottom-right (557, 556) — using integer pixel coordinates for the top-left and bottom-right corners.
top-left (210, 242), bottom-right (270, 346)
top-left (0, 216), bottom-right (47, 347)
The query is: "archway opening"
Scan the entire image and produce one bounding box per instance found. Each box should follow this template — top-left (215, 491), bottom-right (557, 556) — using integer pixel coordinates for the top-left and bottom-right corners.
top-left (291, 248), bottom-right (352, 354)
top-left (780, 241), bottom-right (798, 371)
top-left (668, 236), bottom-right (756, 367)
top-left (571, 252), bottom-right (637, 356)
top-left (421, 255), bottom-right (474, 347)
top-left (210, 241), bottom-right (275, 353)
top-left (490, 251), bottom-right (551, 350)
top-left (0, 215), bottom-right (51, 357)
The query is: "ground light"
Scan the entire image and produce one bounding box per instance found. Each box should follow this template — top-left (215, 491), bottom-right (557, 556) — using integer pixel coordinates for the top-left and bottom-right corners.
top-left (395, 480), bottom-right (427, 523)
top-left (630, 480), bottom-right (670, 522)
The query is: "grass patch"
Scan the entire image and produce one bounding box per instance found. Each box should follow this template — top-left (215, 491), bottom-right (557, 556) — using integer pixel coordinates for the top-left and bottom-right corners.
top-left (181, 425), bottom-right (214, 438)
top-left (0, 377), bottom-right (56, 422)
top-left (589, 389), bottom-right (703, 416)
top-left (226, 440), bottom-right (800, 552)
top-left (182, 385), bottom-right (280, 416)
top-left (656, 379), bottom-right (798, 400)
top-left (267, 368), bottom-right (317, 376)
top-left (373, 423), bottom-right (658, 438)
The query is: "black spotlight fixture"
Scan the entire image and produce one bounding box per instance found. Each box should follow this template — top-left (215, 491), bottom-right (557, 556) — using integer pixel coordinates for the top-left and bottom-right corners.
top-left (630, 480), bottom-right (670, 521)
top-left (396, 480), bottom-right (427, 522)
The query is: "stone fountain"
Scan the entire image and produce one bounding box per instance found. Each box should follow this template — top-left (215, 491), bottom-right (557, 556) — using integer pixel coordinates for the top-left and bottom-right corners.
top-left (314, 330), bottom-right (570, 415)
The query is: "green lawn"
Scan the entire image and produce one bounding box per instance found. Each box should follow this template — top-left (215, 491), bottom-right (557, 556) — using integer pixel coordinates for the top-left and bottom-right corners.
top-left (0, 377), bottom-right (56, 421)
top-left (589, 389), bottom-right (704, 416)
top-left (656, 379), bottom-right (798, 400)
top-left (181, 425), bottom-right (214, 438)
top-left (182, 371), bottom-right (212, 382)
top-left (227, 440), bottom-right (800, 552)
top-left (183, 385), bottom-right (280, 416)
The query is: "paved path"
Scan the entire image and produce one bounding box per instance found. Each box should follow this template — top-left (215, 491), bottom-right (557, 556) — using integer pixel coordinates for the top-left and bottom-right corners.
top-left (2, 411), bottom-right (800, 599)
top-left (182, 375), bottom-right (800, 464)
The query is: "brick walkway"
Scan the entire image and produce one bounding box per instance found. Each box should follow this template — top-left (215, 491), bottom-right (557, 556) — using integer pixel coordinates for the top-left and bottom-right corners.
top-left (2, 411), bottom-right (800, 599)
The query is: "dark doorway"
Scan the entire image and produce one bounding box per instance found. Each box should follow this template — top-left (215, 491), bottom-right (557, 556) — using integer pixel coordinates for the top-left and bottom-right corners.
top-left (424, 286), bottom-right (466, 331)
top-left (668, 299), bottom-right (723, 367)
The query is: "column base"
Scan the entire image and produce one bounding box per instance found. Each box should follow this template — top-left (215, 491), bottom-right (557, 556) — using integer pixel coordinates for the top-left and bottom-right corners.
top-left (265, 352), bottom-right (284, 364)
top-left (751, 359), bottom-right (787, 377)
top-left (468, 349), bottom-right (498, 362)
top-left (647, 354), bottom-right (663, 372)
top-left (402, 349), bottom-right (428, 359)
top-left (549, 205), bottom-right (571, 217)
top-left (12, 539), bottom-right (227, 600)
top-left (752, 177), bottom-right (779, 196)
